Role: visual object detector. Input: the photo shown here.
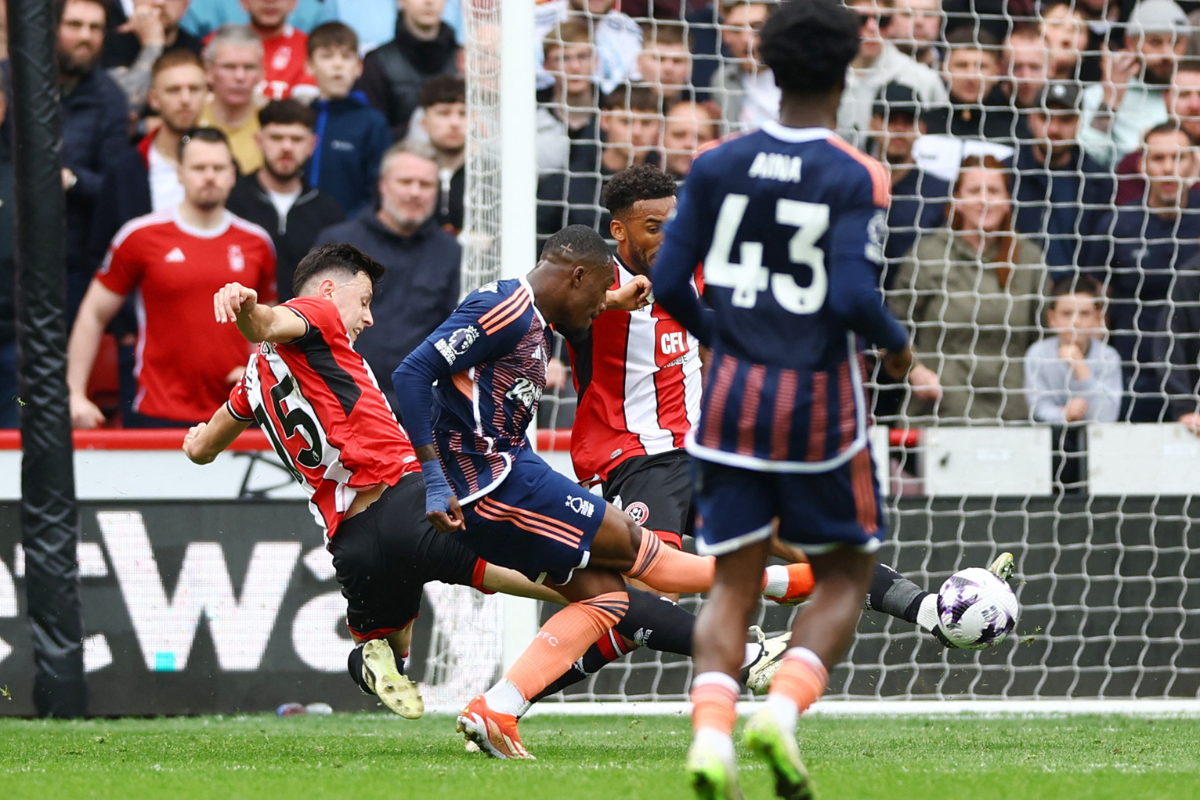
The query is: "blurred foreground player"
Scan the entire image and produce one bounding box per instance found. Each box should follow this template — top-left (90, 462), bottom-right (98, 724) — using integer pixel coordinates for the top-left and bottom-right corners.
top-left (394, 226), bottom-right (813, 759)
top-left (654, 2), bottom-right (927, 798)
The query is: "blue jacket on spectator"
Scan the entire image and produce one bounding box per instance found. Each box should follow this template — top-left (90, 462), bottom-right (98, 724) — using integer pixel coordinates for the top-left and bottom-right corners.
top-left (88, 132), bottom-right (157, 273)
top-left (306, 93), bottom-right (393, 217)
top-left (1080, 187), bottom-right (1200, 420)
top-left (312, 211), bottom-right (461, 411)
top-left (883, 168), bottom-right (949, 289)
top-left (63, 67), bottom-right (130, 278)
top-left (1007, 143), bottom-right (1115, 278)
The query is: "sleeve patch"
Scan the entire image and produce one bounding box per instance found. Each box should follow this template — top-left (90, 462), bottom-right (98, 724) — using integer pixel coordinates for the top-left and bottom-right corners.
top-left (434, 325), bottom-right (482, 365)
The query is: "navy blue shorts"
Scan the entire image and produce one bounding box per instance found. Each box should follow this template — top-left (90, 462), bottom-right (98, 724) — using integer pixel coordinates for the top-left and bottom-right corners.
top-left (691, 447), bottom-right (884, 557)
top-left (462, 446), bottom-right (606, 585)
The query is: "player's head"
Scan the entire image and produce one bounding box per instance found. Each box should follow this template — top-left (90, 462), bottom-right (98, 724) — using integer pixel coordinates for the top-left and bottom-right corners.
top-left (177, 128), bottom-right (237, 211)
top-left (293, 243), bottom-right (386, 342)
top-left (531, 225), bottom-right (614, 330)
top-left (603, 165), bottom-right (678, 276)
top-left (759, 0), bottom-right (860, 109)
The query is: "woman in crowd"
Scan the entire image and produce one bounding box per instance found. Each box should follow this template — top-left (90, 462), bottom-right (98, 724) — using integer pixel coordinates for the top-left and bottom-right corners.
top-left (888, 155), bottom-right (1047, 423)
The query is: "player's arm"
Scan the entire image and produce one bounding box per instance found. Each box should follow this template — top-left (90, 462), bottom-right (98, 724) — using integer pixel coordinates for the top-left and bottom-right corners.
top-left (67, 280), bottom-right (128, 429)
top-left (182, 404), bottom-right (252, 465)
top-left (652, 161), bottom-right (716, 345)
top-left (213, 282), bottom-right (306, 344)
top-left (481, 563), bottom-right (569, 604)
top-left (827, 196), bottom-right (930, 388)
top-left (392, 300), bottom-right (524, 533)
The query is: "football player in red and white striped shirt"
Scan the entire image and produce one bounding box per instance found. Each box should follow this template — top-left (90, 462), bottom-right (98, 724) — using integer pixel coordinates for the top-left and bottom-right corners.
top-left (564, 165), bottom-right (702, 556)
top-left (68, 128), bottom-right (276, 428)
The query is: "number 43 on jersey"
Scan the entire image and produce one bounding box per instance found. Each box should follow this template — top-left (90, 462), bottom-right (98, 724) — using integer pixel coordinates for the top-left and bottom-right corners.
top-left (704, 193), bottom-right (830, 314)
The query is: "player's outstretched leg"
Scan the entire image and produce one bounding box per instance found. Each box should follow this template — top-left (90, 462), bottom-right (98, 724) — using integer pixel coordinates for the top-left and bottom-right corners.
top-left (866, 554), bottom-right (1016, 648)
top-left (523, 589), bottom-right (791, 711)
top-left (744, 547), bottom-right (876, 800)
top-left (457, 569), bottom-right (630, 759)
top-left (591, 504), bottom-right (814, 602)
top-left (348, 638), bottom-right (424, 719)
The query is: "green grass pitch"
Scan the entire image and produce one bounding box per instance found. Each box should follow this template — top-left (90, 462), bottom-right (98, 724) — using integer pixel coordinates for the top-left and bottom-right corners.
top-left (2, 712), bottom-right (1198, 799)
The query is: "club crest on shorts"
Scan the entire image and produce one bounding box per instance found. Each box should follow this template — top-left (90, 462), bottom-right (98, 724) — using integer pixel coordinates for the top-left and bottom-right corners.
top-left (624, 501), bottom-right (649, 526)
top-left (565, 495), bottom-right (595, 518)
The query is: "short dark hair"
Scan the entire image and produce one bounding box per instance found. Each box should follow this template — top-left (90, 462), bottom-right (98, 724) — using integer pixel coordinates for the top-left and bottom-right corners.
top-left (541, 225), bottom-right (613, 271)
top-left (944, 27), bottom-right (1002, 52)
top-left (178, 127), bottom-right (232, 161)
top-left (151, 48), bottom-right (204, 82)
top-left (292, 243), bottom-right (386, 297)
top-left (259, 98), bottom-right (316, 130)
top-left (57, 0), bottom-right (107, 24)
top-left (759, 0), bottom-right (859, 98)
top-left (1145, 120), bottom-right (1199, 147)
top-left (419, 74), bottom-right (466, 109)
top-left (1049, 275), bottom-right (1105, 308)
top-left (602, 84), bottom-right (660, 113)
top-left (642, 22), bottom-right (687, 47)
top-left (602, 165), bottom-right (678, 219)
top-left (308, 21), bottom-right (358, 56)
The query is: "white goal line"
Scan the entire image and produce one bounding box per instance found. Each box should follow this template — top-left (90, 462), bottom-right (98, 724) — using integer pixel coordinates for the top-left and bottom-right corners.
top-left (425, 699), bottom-right (1200, 717)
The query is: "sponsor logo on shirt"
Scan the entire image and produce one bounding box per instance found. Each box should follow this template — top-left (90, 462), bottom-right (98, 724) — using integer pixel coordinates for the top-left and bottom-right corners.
top-left (228, 244), bottom-right (245, 272)
top-left (272, 46), bottom-right (292, 72)
top-left (165, 247), bottom-right (186, 263)
top-left (434, 325), bottom-right (481, 365)
top-left (505, 377), bottom-right (542, 409)
top-left (330, 140), bottom-right (355, 152)
top-left (565, 495), bottom-right (596, 518)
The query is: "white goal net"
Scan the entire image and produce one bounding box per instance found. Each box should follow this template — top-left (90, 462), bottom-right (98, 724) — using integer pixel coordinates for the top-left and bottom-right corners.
top-left (433, 0), bottom-right (1200, 707)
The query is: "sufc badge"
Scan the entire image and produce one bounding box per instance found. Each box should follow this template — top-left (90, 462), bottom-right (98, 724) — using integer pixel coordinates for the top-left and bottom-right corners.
top-left (625, 502), bottom-right (650, 526)
top-left (228, 244), bottom-right (245, 272)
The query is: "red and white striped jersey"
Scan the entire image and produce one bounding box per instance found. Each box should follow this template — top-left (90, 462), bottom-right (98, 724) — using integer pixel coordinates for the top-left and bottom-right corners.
top-left (566, 258), bottom-right (702, 484)
top-left (227, 296), bottom-right (421, 538)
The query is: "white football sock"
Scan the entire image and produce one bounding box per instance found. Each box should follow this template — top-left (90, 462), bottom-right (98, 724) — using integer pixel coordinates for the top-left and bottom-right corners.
top-left (763, 565), bottom-right (791, 596)
top-left (483, 679), bottom-right (527, 717)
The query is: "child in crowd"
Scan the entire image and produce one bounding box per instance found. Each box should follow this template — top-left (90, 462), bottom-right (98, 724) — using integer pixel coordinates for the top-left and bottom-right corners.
top-left (1024, 276), bottom-right (1123, 423)
top-left (305, 22), bottom-right (393, 217)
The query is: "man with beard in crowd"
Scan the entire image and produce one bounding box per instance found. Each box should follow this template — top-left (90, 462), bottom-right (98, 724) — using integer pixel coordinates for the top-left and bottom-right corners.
top-left (227, 100), bottom-right (344, 300)
top-left (58, 0), bottom-right (133, 323)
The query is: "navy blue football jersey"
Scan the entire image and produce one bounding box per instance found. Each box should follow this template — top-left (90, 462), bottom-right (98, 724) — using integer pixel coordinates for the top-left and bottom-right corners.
top-left (394, 277), bottom-right (552, 502)
top-left (653, 122), bottom-right (909, 472)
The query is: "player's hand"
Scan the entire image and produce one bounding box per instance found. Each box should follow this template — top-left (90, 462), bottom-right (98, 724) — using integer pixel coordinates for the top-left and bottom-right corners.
top-left (69, 393), bottom-right (105, 429)
top-left (214, 283), bottom-right (258, 325)
top-left (605, 275), bottom-right (653, 312)
top-left (428, 496), bottom-right (466, 533)
top-left (1180, 413), bottom-right (1200, 436)
top-left (183, 423), bottom-right (213, 464)
top-left (881, 345), bottom-right (913, 380)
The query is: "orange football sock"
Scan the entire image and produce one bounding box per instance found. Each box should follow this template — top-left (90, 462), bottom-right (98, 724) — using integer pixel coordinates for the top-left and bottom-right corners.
top-left (624, 531), bottom-right (716, 593)
top-left (504, 592), bottom-right (629, 702)
top-left (769, 649), bottom-right (829, 717)
top-left (690, 672), bottom-right (740, 735)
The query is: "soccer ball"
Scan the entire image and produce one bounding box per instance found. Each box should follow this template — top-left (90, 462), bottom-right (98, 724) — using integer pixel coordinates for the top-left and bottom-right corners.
top-left (936, 568), bottom-right (1019, 650)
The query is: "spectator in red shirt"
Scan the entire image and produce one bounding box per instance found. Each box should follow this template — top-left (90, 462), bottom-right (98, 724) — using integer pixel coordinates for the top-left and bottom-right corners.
top-left (67, 129), bottom-right (277, 429)
top-left (244, 0), bottom-right (319, 101)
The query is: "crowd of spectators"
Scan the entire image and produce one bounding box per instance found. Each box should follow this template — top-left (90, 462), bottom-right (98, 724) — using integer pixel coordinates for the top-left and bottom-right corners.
top-left (0, 0), bottom-right (1198, 441)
